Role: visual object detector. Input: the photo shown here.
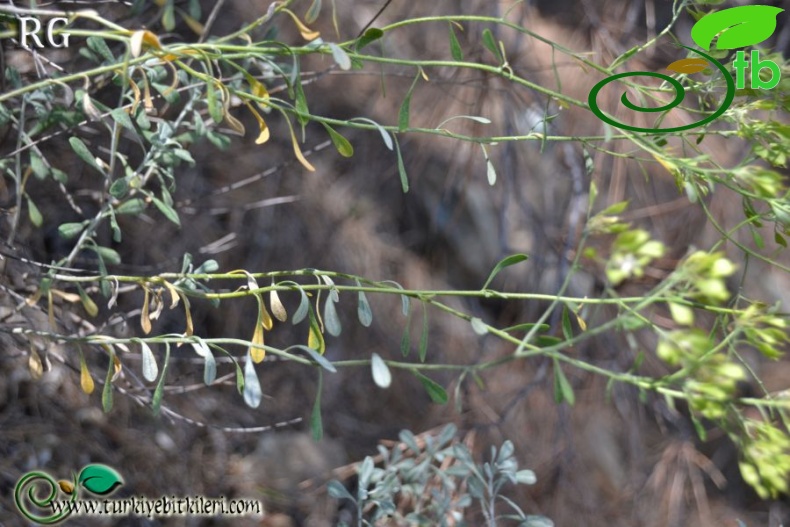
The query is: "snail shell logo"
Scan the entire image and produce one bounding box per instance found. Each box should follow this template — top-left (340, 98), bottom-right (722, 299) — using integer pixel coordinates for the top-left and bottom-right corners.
top-left (588, 5), bottom-right (784, 133)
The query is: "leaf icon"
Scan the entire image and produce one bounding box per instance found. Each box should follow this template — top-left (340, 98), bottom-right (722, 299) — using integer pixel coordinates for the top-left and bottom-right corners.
top-left (667, 58), bottom-right (709, 74)
top-left (78, 464), bottom-right (124, 496)
top-left (691, 5), bottom-right (783, 51)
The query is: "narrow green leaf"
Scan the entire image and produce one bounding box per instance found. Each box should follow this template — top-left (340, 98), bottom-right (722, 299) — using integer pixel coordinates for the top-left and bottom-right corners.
top-left (448, 23), bottom-right (463, 60)
top-left (351, 117), bottom-right (392, 150)
top-left (324, 294), bottom-right (342, 337)
top-left (357, 285), bottom-right (373, 327)
top-left (470, 317), bottom-right (488, 335)
top-left (69, 137), bottom-right (103, 174)
top-left (27, 198), bottom-right (42, 227)
top-left (188, 0), bottom-right (201, 19)
top-left (401, 311), bottom-right (411, 357)
top-left (371, 352), bottom-right (391, 388)
top-left (191, 341), bottom-right (216, 385)
top-left (356, 27), bottom-right (384, 50)
top-left (102, 350), bottom-right (114, 413)
top-left (398, 72), bottom-right (421, 132)
top-left (515, 470), bottom-right (537, 485)
top-left (30, 152), bottom-right (48, 179)
top-left (195, 259), bottom-right (218, 273)
top-left (110, 108), bottom-right (136, 133)
top-left (51, 167), bottom-right (67, 184)
top-left (290, 345), bottom-right (337, 372)
top-left (311, 370), bottom-right (324, 441)
top-left (599, 200), bottom-right (629, 216)
top-left (419, 304), bottom-right (429, 362)
top-left (752, 229), bottom-right (765, 249)
top-left (327, 480), bottom-right (354, 501)
top-left (206, 81), bottom-right (222, 124)
top-left (109, 177), bottom-right (129, 199)
top-left (553, 359), bottom-right (575, 405)
top-left (775, 232), bottom-right (787, 248)
top-left (116, 198), bottom-right (146, 215)
top-left (109, 210), bottom-right (121, 243)
top-left (243, 351), bottom-right (262, 408)
top-left (399, 429), bottom-right (419, 452)
top-left (140, 340), bottom-right (158, 382)
top-left (481, 254), bottom-right (529, 290)
top-left (328, 42), bottom-right (351, 70)
top-left (435, 115), bottom-right (492, 128)
top-left (162, 1), bottom-right (176, 31)
top-left (501, 322), bottom-right (550, 334)
top-left (486, 158), bottom-right (497, 186)
top-left (401, 293), bottom-right (410, 317)
top-left (152, 344), bottom-right (170, 415)
top-left (537, 335), bottom-right (563, 348)
top-left (304, 0), bottom-right (321, 23)
top-left (151, 196), bottom-right (181, 226)
top-left (292, 286), bottom-right (309, 324)
top-left (294, 80), bottom-right (309, 126)
top-left (413, 370), bottom-right (448, 404)
top-left (561, 307), bottom-right (573, 341)
top-left (395, 137), bottom-right (409, 193)
top-left (87, 36), bottom-right (114, 62)
top-left (481, 28), bottom-right (501, 61)
top-left (92, 246), bottom-right (121, 265)
top-left (321, 122), bottom-right (353, 157)
top-left (234, 355), bottom-right (244, 395)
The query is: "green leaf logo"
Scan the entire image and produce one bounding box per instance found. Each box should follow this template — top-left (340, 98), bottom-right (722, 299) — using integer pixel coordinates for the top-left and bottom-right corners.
top-left (78, 464), bottom-right (124, 496)
top-left (691, 5), bottom-right (784, 51)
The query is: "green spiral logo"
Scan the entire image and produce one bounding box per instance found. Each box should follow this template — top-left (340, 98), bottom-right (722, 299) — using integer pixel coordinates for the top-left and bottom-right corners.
top-left (14, 464), bottom-right (124, 524)
top-left (587, 46), bottom-right (735, 134)
top-left (14, 471), bottom-right (74, 525)
top-left (588, 5), bottom-right (784, 133)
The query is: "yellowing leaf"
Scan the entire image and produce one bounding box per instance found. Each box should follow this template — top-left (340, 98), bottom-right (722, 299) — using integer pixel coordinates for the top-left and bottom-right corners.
top-left (261, 301), bottom-right (274, 330)
top-left (282, 111), bottom-right (315, 171)
top-left (244, 73), bottom-right (270, 110)
top-left (575, 311), bottom-right (587, 332)
top-left (142, 75), bottom-right (155, 114)
top-left (163, 281), bottom-right (180, 309)
top-left (29, 348), bottom-right (44, 380)
top-left (308, 310), bottom-right (326, 354)
top-left (270, 287), bottom-right (287, 322)
top-left (47, 290), bottom-right (55, 330)
top-left (308, 323), bottom-right (324, 353)
top-left (250, 322), bottom-right (265, 363)
top-left (80, 352), bottom-right (94, 394)
top-left (250, 293), bottom-right (266, 362)
top-left (651, 152), bottom-right (679, 176)
top-left (177, 291), bottom-right (194, 336)
top-left (180, 11), bottom-right (204, 35)
top-left (666, 57), bottom-right (708, 74)
top-left (281, 8), bottom-right (320, 40)
top-left (140, 286), bottom-right (152, 334)
top-left (78, 285), bottom-right (99, 317)
top-left (50, 289), bottom-right (81, 303)
top-left (224, 111), bottom-right (246, 136)
top-left (128, 77), bottom-right (142, 116)
top-left (245, 102), bottom-right (270, 144)
top-left (130, 30), bottom-right (161, 58)
top-left (162, 60), bottom-right (180, 95)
